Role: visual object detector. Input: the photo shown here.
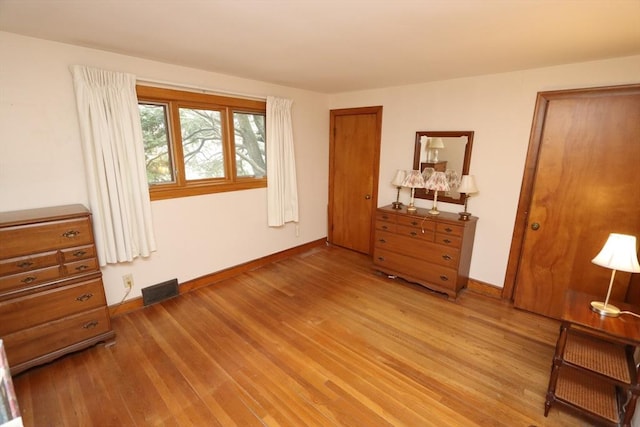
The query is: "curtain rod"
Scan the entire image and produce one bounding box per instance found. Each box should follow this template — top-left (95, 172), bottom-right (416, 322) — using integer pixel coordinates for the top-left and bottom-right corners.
top-left (136, 77), bottom-right (268, 101)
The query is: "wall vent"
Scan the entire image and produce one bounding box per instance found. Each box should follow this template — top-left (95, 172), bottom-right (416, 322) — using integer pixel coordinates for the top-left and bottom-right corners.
top-left (142, 278), bottom-right (179, 306)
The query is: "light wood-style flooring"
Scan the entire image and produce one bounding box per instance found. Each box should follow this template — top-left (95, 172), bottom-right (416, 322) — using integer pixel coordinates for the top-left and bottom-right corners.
top-left (11, 245), bottom-right (589, 426)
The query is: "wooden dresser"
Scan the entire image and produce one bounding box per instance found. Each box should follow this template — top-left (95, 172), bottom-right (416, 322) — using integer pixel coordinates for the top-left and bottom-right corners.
top-left (373, 205), bottom-right (477, 299)
top-left (0, 204), bottom-right (115, 375)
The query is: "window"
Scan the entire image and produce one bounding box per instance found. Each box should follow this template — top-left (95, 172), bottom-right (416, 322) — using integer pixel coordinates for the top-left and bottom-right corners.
top-left (137, 86), bottom-right (267, 200)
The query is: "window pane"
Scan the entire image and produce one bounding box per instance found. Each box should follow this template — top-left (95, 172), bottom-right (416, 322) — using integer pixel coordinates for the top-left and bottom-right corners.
top-left (179, 108), bottom-right (223, 180)
top-left (139, 103), bottom-right (174, 184)
top-left (234, 112), bottom-right (266, 178)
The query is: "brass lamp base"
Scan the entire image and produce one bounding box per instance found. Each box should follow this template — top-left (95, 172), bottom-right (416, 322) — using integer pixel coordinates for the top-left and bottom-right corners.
top-left (458, 211), bottom-right (471, 221)
top-left (406, 204), bottom-right (417, 214)
top-left (428, 209), bottom-right (440, 215)
top-left (392, 201), bottom-right (403, 209)
top-left (590, 301), bottom-right (621, 317)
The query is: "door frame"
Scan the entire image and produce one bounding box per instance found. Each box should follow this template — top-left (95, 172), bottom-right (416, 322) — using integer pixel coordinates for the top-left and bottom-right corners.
top-left (328, 106), bottom-right (383, 255)
top-left (502, 84), bottom-right (640, 300)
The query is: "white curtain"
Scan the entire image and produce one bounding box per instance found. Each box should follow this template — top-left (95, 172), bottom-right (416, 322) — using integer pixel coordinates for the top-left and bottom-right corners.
top-left (71, 65), bottom-right (156, 266)
top-left (266, 96), bottom-right (299, 226)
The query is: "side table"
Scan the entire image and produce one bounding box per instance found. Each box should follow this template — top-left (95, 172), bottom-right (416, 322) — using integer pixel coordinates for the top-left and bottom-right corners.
top-left (545, 290), bottom-right (640, 426)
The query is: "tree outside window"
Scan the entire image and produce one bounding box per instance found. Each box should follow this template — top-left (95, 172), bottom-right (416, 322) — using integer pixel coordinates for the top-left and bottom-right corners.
top-left (137, 86), bottom-right (266, 200)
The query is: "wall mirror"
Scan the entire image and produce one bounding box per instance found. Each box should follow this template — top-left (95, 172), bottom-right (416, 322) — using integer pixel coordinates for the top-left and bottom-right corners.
top-left (412, 131), bottom-right (474, 205)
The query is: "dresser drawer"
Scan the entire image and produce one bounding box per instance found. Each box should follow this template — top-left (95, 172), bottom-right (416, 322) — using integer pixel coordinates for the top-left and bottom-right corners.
top-left (435, 233), bottom-right (462, 248)
top-left (0, 217), bottom-right (94, 259)
top-left (375, 220), bottom-right (396, 233)
top-left (2, 307), bottom-right (111, 366)
top-left (0, 250), bottom-right (59, 276)
top-left (60, 245), bottom-right (96, 262)
top-left (376, 210), bottom-right (397, 224)
top-left (374, 231), bottom-right (459, 268)
top-left (0, 276), bottom-right (106, 335)
top-left (396, 224), bottom-right (435, 242)
top-left (0, 265), bottom-right (61, 294)
top-left (436, 222), bottom-right (463, 237)
top-left (373, 248), bottom-right (459, 291)
top-left (397, 214), bottom-right (436, 232)
top-left (64, 257), bottom-right (99, 276)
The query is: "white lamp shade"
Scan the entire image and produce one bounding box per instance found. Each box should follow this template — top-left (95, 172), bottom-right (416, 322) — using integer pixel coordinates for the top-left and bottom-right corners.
top-left (458, 175), bottom-right (479, 194)
top-left (401, 170), bottom-right (425, 188)
top-left (592, 233), bottom-right (640, 273)
top-left (427, 138), bottom-right (445, 149)
top-left (391, 169), bottom-right (406, 186)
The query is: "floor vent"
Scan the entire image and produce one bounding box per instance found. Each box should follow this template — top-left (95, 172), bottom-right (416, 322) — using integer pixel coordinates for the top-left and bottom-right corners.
top-left (142, 278), bottom-right (179, 306)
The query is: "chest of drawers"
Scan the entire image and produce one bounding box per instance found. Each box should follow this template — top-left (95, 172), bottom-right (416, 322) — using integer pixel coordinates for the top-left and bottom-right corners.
top-left (0, 204), bottom-right (115, 374)
top-left (373, 205), bottom-right (477, 299)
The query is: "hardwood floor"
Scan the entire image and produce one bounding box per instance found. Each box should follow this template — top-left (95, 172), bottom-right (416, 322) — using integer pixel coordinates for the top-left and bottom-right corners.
top-left (11, 245), bottom-right (589, 426)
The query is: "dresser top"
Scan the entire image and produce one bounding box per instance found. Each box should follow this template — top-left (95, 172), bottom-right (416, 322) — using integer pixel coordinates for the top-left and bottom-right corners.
top-left (0, 204), bottom-right (90, 227)
top-left (378, 204), bottom-right (478, 223)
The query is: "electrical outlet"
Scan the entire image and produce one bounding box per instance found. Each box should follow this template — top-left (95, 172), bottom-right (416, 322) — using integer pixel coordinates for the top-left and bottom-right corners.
top-left (122, 273), bottom-right (134, 290)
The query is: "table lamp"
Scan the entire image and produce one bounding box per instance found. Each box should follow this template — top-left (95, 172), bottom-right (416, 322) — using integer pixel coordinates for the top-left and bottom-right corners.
top-left (457, 175), bottom-right (479, 221)
top-left (401, 170), bottom-right (425, 214)
top-left (590, 233), bottom-right (640, 317)
top-left (427, 138), bottom-right (445, 162)
top-left (391, 169), bottom-right (406, 209)
top-left (423, 171), bottom-right (449, 215)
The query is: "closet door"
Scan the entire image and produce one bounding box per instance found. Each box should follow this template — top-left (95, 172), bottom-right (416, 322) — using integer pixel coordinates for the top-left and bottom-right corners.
top-left (506, 85), bottom-right (640, 319)
top-left (328, 106), bottom-right (382, 255)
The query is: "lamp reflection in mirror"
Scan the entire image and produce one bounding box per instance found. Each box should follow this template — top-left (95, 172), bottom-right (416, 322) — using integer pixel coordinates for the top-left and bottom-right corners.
top-left (445, 169), bottom-right (461, 192)
top-left (590, 233), bottom-right (640, 317)
top-left (424, 171), bottom-right (449, 215)
top-left (427, 138), bottom-right (445, 162)
top-left (391, 169), bottom-right (406, 209)
top-left (401, 170), bottom-right (425, 214)
top-left (457, 175), bottom-right (479, 221)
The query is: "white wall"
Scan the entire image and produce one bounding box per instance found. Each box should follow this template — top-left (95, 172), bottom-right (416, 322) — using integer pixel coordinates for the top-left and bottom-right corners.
top-left (329, 56), bottom-right (640, 289)
top-left (3, 30), bottom-right (640, 302)
top-left (0, 32), bottom-right (329, 305)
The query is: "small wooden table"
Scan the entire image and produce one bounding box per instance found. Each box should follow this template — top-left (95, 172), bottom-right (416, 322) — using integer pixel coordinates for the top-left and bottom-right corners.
top-left (545, 290), bottom-right (640, 426)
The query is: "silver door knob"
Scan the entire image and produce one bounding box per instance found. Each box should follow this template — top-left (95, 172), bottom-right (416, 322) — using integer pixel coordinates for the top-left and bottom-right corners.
top-left (365, 194), bottom-right (371, 199)
top-left (531, 222), bottom-right (540, 230)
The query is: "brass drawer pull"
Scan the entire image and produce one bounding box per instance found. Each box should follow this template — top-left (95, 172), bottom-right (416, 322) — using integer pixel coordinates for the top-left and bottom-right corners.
top-left (411, 221), bottom-right (418, 226)
top-left (378, 238), bottom-right (386, 243)
top-left (21, 276), bottom-right (37, 284)
top-left (439, 275), bottom-right (449, 281)
top-left (382, 225), bottom-right (388, 230)
top-left (442, 254), bottom-right (452, 261)
top-left (410, 231), bottom-right (417, 237)
top-left (17, 261), bottom-right (34, 268)
top-left (377, 256), bottom-right (385, 261)
top-left (83, 321), bottom-right (98, 329)
top-left (75, 264), bottom-right (89, 271)
top-left (76, 293), bottom-right (93, 302)
top-left (62, 230), bottom-right (80, 238)
top-left (443, 239), bottom-right (451, 244)
top-left (381, 215), bottom-right (389, 220)
top-left (73, 250), bottom-right (87, 257)
top-left (444, 227), bottom-right (453, 233)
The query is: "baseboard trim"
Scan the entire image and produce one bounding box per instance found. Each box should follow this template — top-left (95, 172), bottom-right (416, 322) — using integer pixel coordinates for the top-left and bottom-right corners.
top-left (109, 238), bottom-right (327, 317)
top-left (466, 278), bottom-right (504, 299)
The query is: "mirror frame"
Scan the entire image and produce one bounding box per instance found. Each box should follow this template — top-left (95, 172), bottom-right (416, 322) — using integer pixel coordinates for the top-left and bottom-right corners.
top-left (412, 131), bottom-right (474, 205)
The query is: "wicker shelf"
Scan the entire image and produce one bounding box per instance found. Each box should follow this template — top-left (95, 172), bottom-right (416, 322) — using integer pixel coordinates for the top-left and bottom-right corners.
top-left (564, 331), bottom-right (631, 384)
top-left (555, 367), bottom-right (619, 424)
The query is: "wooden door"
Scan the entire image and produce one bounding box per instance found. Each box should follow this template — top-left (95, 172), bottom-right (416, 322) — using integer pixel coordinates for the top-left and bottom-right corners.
top-left (505, 85), bottom-right (640, 319)
top-left (328, 106), bottom-right (382, 254)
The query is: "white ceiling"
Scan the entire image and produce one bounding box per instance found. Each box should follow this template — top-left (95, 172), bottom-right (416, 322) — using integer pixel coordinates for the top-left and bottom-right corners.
top-left (1, 0), bottom-right (639, 93)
